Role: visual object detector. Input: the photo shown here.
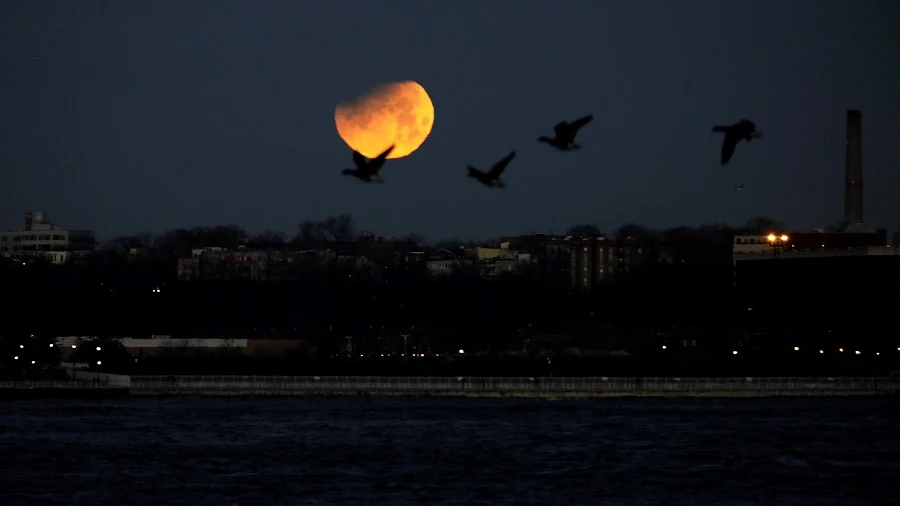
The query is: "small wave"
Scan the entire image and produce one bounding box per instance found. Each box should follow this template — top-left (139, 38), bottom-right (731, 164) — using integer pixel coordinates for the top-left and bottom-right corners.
top-left (686, 463), bottom-right (725, 473)
top-left (775, 456), bottom-right (810, 468)
top-left (535, 467), bottom-right (572, 475)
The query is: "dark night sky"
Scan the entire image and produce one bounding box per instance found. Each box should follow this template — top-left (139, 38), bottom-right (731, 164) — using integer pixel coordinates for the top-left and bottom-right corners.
top-left (2, 1), bottom-right (898, 241)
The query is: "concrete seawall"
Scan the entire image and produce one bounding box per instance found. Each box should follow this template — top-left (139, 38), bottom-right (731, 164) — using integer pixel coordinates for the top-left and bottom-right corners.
top-left (6, 375), bottom-right (899, 399)
top-left (0, 387), bottom-right (131, 400)
top-left (128, 375), bottom-right (900, 398)
top-left (129, 388), bottom-right (895, 399)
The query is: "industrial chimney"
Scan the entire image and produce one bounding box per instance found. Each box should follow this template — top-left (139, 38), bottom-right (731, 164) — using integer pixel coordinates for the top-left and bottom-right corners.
top-left (844, 110), bottom-right (863, 226)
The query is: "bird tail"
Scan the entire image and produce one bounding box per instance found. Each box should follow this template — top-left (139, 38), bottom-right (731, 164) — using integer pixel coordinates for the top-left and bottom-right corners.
top-left (712, 126), bottom-right (728, 133)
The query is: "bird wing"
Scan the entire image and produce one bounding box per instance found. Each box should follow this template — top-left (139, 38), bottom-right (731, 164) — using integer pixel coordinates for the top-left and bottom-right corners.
top-left (488, 151), bottom-right (516, 178)
top-left (570, 114), bottom-right (593, 131)
top-left (368, 145), bottom-right (395, 173)
top-left (720, 131), bottom-right (739, 165)
top-left (352, 150), bottom-right (368, 170)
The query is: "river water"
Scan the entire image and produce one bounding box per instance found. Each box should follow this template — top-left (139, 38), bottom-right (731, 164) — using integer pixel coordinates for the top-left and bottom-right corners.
top-left (0, 396), bottom-right (897, 505)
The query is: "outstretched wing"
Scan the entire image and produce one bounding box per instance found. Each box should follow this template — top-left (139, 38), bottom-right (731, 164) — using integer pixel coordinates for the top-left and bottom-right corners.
top-left (352, 150), bottom-right (368, 170)
top-left (570, 114), bottom-right (593, 132)
top-left (368, 145), bottom-right (395, 173)
top-left (720, 131), bottom-right (739, 165)
top-left (488, 151), bottom-right (516, 178)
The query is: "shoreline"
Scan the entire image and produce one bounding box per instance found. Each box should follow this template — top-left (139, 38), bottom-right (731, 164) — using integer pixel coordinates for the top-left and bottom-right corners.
top-left (4, 375), bottom-right (898, 399)
top-left (2, 387), bottom-right (895, 400)
top-left (128, 388), bottom-right (895, 398)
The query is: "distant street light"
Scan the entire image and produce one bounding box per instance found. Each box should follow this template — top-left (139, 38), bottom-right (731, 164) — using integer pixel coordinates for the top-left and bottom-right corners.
top-left (96, 346), bottom-right (101, 351)
top-left (767, 233), bottom-right (790, 260)
top-left (732, 350), bottom-right (738, 355)
top-left (13, 356), bottom-right (18, 360)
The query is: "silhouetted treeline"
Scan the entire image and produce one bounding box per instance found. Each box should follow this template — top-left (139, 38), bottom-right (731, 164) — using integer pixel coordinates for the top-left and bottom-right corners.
top-left (1, 215), bottom-right (897, 359)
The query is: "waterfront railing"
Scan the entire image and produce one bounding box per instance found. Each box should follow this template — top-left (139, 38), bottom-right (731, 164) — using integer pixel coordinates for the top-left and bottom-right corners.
top-left (4, 376), bottom-right (898, 394)
top-left (131, 375), bottom-right (899, 393)
top-left (0, 380), bottom-right (127, 389)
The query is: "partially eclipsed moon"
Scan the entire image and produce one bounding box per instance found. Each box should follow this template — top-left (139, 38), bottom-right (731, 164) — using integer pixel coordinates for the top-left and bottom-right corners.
top-left (334, 81), bottom-right (434, 159)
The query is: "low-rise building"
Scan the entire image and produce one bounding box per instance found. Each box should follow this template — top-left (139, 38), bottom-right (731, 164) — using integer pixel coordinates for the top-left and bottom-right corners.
top-left (569, 236), bottom-right (652, 291)
top-left (733, 229), bottom-right (890, 265)
top-left (0, 211), bottom-right (95, 264)
top-left (55, 335), bottom-right (308, 358)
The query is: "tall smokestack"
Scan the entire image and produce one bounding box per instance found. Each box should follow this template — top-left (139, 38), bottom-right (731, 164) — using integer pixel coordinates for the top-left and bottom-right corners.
top-left (844, 109), bottom-right (863, 226)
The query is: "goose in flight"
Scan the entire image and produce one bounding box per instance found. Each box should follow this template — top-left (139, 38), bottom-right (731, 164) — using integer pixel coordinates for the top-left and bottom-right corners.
top-left (734, 183), bottom-right (745, 191)
top-left (538, 114), bottom-right (593, 151)
top-left (467, 151), bottom-right (516, 188)
top-left (712, 119), bottom-right (762, 165)
top-left (341, 145), bottom-right (395, 183)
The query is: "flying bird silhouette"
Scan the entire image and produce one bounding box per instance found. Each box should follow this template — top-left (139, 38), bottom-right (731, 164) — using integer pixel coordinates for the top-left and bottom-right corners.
top-left (711, 119), bottom-right (762, 165)
top-left (341, 145), bottom-right (394, 183)
top-left (467, 151), bottom-right (516, 188)
top-left (538, 114), bottom-right (593, 151)
top-left (734, 183), bottom-right (745, 190)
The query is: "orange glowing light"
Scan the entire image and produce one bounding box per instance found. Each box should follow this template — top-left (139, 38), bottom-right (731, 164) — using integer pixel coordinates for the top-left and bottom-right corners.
top-left (780, 234), bottom-right (789, 242)
top-left (767, 233), bottom-right (777, 243)
top-left (334, 81), bottom-right (434, 159)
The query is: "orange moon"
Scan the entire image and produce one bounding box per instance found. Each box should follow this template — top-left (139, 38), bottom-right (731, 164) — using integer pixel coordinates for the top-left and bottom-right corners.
top-left (334, 81), bottom-right (434, 159)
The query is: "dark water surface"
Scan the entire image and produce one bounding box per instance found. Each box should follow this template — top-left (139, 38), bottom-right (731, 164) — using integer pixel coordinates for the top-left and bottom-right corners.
top-left (1, 396), bottom-right (898, 505)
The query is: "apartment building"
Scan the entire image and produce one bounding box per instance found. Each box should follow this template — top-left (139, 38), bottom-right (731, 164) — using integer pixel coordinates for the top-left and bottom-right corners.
top-left (569, 236), bottom-right (651, 292)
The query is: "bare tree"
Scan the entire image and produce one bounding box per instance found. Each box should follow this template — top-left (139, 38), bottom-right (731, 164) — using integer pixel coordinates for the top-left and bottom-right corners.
top-left (332, 214), bottom-right (356, 241)
top-left (741, 216), bottom-right (788, 235)
top-left (293, 215), bottom-right (356, 246)
top-left (250, 230), bottom-right (287, 245)
top-left (153, 225), bottom-right (248, 253)
top-left (403, 233), bottom-right (425, 246)
top-left (293, 221), bottom-right (320, 248)
top-left (566, 224), bottom-right (602, 237)
top-left (615, 223), bottom-right (659, 243)
top-left (104, 233), bottom-right (153, 251)
top-left (433, 238), bottom-right (469, 249)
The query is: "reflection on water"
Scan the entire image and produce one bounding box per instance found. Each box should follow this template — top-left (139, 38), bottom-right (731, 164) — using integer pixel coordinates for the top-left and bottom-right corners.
top-left (1, 397), bottom-right (897, 505)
